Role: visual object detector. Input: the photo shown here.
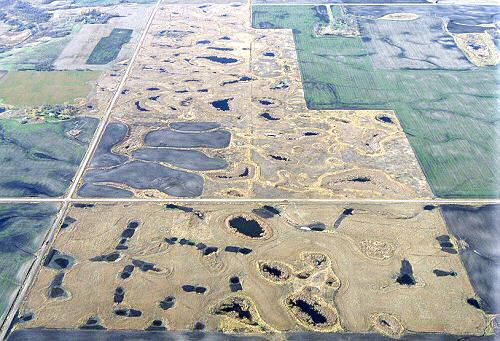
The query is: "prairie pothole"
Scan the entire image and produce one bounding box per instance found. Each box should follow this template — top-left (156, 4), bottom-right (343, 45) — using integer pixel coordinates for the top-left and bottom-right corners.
top-left (371, 313), bottom-right (404, 338)
top-left (211, 296), bottom-right (259, 326)
top-left (396, 259), bottom-right (416, 286)
top-left (359, 240), bottom-right (396, 260)
top-left (286, 292), bottom-right (338, 331)
top-left (226, 215), bottom-right (268, 239)
top-left (325, 275), bottom-right (340, 289)
top-left (258, 261), bottom-right (291, 283)
top-left (376, 114), bottom-right (394, 124)
top-left (302, 252), bottom-right (329, 270)
top-left (79, 316), bottom-right (105, 330)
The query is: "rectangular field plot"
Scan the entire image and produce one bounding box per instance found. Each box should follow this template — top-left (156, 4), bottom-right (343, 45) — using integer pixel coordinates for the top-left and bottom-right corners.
top-left (0, 204), bottom-right (59, 324)
top-left (87, 28), bottom-right (133, 65)
top-left (0, 71), bottom-right (100, 107)
top-left (252, 5), bottom-right (499, 198)
top-left (11, 202), bottom-right (489, 338)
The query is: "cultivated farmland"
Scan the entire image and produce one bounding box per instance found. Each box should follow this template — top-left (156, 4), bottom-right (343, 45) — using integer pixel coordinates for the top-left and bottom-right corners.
top-left (252, 5), bottom-right (499, 198)
top-left (0, 71), bottom-right (100, 107)
top-left (0, 118), bottom-right (98, 197)
top-left (87, 28), bottom-right (134, 65)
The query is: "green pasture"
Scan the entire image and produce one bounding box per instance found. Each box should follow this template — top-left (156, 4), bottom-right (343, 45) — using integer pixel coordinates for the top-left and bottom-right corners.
top-left (0, 71), bottom-right (99, 107)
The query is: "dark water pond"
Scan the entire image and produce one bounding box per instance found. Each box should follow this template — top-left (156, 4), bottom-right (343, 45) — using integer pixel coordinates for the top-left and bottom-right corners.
top-left (396, 259), bottom-right (416, 285)
top-left (211, 98), bottom-right (232, 111)
top-left (228, 216), bottom-right (264, 238)
top-left (198, 56), bottom-right (238, 64)
top-left (290, 299), bottom-right (327, 325)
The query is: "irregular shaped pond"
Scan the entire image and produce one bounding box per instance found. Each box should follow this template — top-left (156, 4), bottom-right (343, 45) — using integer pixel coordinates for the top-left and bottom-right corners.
top-left (228, 216), bottom-right (265, 238)
top-left (133, 148), bottom-right (228, 171)
top-left (252, 205), bottom-right (280, 219)
top-left (90, 122), bottom-right (129, 168)
top-left (198, 56), bottom-right (238, 64)
top-left (211, 296), bottom-right (256, 325)
top-left (396, 259), bottom-right (416, 285)
top-left (260, 112), bottom-right (280, 121)
top-left (258, 261), bottom-right (291, 283)
top-left (145, 129), bottom-right (231, 149)
top-left (211, 98), bottom-right (232, 111)
top-left (84, 161), bottom-right (204, 197)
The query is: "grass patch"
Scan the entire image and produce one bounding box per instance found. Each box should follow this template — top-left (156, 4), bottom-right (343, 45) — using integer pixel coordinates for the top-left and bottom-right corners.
top-left (252, 5), bottom-right (499, 198)
top-left (87, 28), bottom-right (133, 65)
top-left (0, 70), bottom-right (100, 107)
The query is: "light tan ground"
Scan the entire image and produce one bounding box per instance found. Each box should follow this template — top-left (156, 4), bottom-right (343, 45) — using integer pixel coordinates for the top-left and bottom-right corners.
top-left (18, 202), bottom-right (488, 336)
top-left (77, 3), bottom-right (432, 200)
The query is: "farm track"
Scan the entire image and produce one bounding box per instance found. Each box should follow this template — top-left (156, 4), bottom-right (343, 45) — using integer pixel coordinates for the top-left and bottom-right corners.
top-left (0, 198), bottom-right (497, 203)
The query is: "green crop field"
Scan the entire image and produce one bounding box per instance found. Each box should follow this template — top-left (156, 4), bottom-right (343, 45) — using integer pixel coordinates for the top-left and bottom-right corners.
top-left (0, 203), bottom-right (59, 323)
top-left (87, 28), bottom-right (133, 65)
top-left (252, 5), bottom-right (499, 198)
top-left (0, 71), bottom-right (100, 107)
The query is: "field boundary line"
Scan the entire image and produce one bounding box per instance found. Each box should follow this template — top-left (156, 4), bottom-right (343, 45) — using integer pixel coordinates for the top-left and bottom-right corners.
top-left (0, 198), bottom-right (498, 204)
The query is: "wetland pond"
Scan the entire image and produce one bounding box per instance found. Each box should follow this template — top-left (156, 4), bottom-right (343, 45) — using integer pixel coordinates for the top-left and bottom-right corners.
top-left (228, 216), bottom-right (265, 238)
top-left (198, 56), bottom-right (238, 64)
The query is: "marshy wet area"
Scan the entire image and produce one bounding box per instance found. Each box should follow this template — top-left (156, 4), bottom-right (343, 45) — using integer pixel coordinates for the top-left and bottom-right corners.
top-left (211, 296), bottom-right (259, 327)
top-left (14, 202), bottom-right (490, 338)
top-left (44, 249), bottom-right (75, 270)
top-left (286, 292), bottom-right (338, 331)
top-left (79, 121), bottom-right (232, 198)
top-left (75, 0), bottom-right (441, 204)
top-left (258, 261), bottom-right (291, 283)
